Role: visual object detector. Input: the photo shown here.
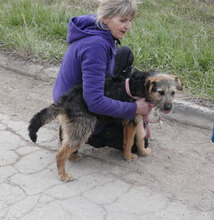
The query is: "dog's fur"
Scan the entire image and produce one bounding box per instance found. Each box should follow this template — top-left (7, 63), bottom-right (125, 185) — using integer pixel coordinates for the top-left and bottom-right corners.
top-left (28, 69), bottom-right (182, 182)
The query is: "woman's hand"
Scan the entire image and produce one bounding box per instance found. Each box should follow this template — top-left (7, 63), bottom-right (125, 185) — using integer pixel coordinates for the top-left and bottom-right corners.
top-left (136, 99), bottom-right (152, 115)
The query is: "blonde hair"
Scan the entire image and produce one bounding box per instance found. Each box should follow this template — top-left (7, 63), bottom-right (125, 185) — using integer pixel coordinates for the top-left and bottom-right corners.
top-left (96, 0), bottom-right (137, 26)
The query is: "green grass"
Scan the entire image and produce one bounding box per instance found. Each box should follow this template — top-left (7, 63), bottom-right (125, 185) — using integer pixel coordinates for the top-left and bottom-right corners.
top-left (0, 0), bottom-right (213, 98)
top-left (0, 0), bottom-right (86, 61)
top-left (125, 0), bottom-right (214, 98)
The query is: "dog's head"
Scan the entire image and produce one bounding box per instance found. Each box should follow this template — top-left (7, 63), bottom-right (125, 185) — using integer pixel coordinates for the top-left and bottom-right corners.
top-left (145, 73), bottom-right (183, 113)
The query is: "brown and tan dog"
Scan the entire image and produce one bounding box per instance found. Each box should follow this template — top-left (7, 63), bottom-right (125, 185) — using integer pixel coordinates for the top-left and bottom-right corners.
top-left (28, 69), bottom-right (182, 182)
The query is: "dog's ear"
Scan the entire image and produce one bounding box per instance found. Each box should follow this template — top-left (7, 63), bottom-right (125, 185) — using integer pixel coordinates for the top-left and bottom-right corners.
top-left (171, 75), bottom-right (183, 91)
top-left (146, 77), bottom-right (156, 93)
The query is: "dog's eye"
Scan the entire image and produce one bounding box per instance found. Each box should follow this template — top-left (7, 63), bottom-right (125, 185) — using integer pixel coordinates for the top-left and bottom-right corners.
top-left (151, 87), bottom-right (157, 92)
top-left (171, 91), bottom-right (175, 96)
top-left (159, 91), bottom-right (165, 96)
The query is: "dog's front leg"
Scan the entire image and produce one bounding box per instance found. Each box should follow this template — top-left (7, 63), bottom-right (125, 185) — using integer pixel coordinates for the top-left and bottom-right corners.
top-left (123, 124), bottom-right (138, 161)
top-left (136, 118), bottom-right (151, 156)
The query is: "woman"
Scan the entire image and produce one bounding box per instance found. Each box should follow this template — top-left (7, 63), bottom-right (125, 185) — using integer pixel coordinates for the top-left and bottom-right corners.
top-left (53, 0), bottom-right (150, 150)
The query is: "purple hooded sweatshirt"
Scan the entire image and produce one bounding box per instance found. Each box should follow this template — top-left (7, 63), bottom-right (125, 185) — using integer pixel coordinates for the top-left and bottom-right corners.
top-left (53, 14), bottom-right (136, 120)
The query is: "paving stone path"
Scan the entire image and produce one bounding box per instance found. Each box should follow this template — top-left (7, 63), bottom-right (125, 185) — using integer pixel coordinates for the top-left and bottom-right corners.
top-left (0, 60), bottom-right (213, 220)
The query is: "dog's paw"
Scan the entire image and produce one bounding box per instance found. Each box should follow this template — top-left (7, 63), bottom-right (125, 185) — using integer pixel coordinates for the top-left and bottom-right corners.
top-left (59, 173), bottom-right (75, 182)
top-left (69, 153), bottom-right (82, 162)
top-left (139, 148), bottom-right (151, 156)
top-left (124, 153), bottom-right (138, 161)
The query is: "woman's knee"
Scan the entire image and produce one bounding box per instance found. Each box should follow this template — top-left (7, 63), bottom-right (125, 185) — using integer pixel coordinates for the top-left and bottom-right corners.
top-left (114, 46), bottom-right (134, 77)
top-left (116, 46), bottom-right (134, 61)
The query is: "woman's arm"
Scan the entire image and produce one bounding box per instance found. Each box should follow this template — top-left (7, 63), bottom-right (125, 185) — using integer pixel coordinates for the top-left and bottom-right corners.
top-left (81, 38), bottom-right (137, 120)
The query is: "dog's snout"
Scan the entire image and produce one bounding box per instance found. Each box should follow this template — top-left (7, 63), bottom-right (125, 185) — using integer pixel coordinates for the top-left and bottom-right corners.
top-left (164, 103), bottom-right (172, 111)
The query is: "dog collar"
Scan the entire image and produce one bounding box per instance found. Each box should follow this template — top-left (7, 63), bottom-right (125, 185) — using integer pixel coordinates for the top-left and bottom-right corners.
top-left (125, 78), bottom-right (142, 100)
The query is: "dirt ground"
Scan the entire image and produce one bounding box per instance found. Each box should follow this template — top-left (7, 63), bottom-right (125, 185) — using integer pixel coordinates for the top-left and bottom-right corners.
top-left (0, 62), bottom-right (214, 218)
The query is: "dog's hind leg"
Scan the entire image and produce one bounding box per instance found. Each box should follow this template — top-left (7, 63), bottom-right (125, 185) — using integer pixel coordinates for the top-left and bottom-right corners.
top-left (56, 114), bottom-right (97, 182)
top-left (56, 143), bottom-right (79, 182)
top-left (123, 124), bottom-right (138, 161)
top-left (136, 119), bottom-right (151, 156)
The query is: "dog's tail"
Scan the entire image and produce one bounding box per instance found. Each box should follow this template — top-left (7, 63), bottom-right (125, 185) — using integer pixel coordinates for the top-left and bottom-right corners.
top-left (28, 101), bottom-right (63, 143)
